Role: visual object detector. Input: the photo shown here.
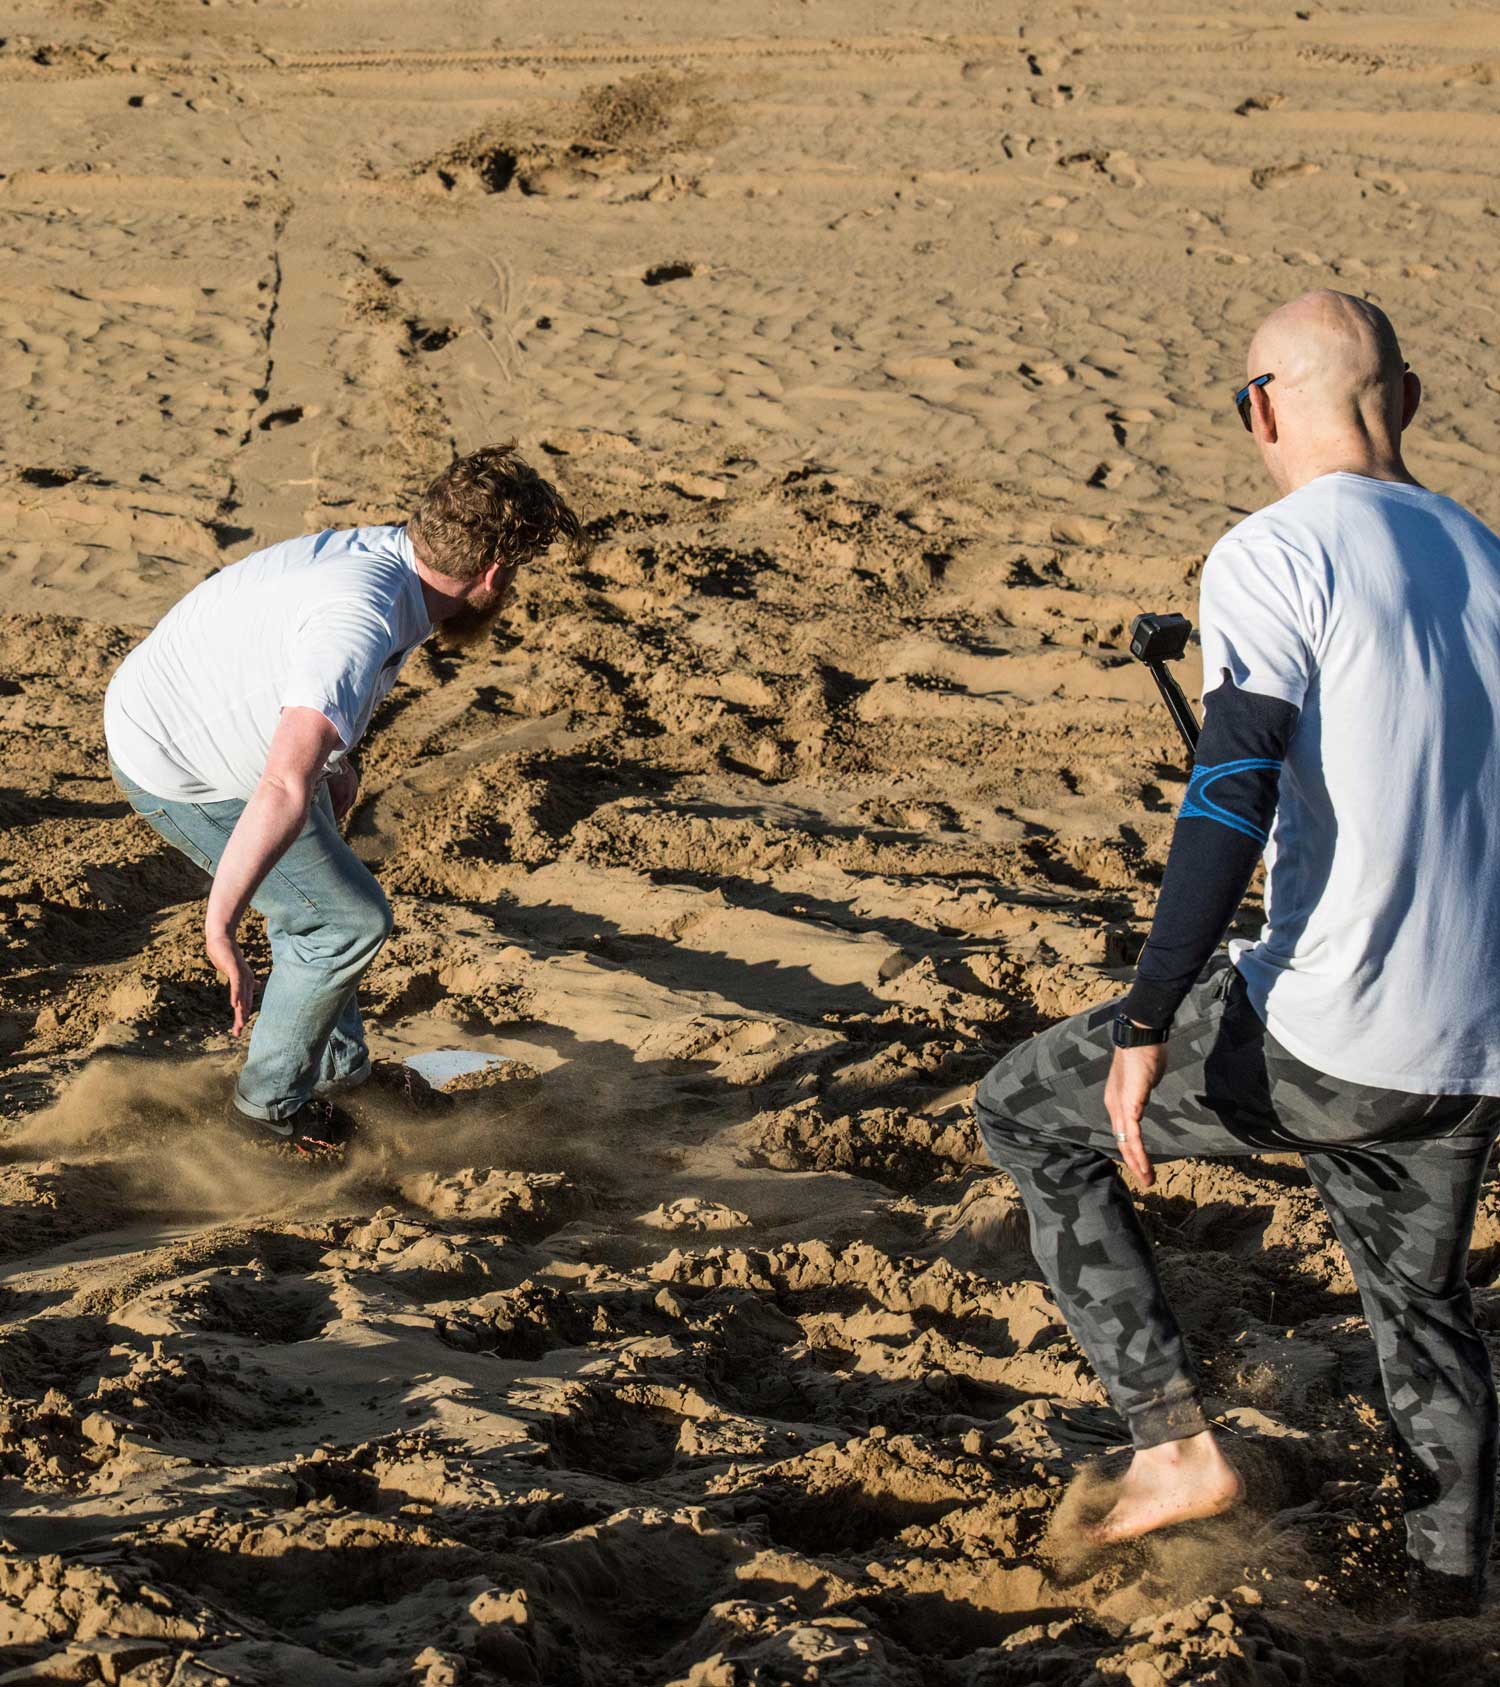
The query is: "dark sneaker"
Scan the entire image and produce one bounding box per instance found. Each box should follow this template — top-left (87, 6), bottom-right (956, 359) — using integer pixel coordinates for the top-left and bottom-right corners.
top-left (325, 1058), bottom-right (454, 1117)
top-left (1407, 1559), bottom-right (1485, 1620)
top-left (224, 1097), bottom-right (358, 1163)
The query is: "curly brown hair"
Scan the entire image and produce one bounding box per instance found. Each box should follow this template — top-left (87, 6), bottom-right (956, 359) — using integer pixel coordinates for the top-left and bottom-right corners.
top-left (408, 443), bottom-right (581, 580)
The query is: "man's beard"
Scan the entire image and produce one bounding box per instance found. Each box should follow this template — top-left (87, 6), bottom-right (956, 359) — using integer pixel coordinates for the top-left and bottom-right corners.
top-left (434, 582), bottom-right (507, 653)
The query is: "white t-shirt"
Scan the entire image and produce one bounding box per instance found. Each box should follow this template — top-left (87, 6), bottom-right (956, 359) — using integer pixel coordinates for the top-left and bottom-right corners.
top-left (105, 523), bottom-right (431, 802)
top-left (1202, 472), bottom-right (1500, 1095)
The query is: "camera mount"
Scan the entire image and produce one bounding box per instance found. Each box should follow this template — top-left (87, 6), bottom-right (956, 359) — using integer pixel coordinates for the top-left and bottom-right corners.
top-left (1129, 613), bottom-right (1199, 757)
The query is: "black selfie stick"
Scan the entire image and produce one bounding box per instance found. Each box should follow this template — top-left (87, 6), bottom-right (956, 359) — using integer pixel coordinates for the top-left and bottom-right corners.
top-left (1129, 612), bottom-right (1199, 757)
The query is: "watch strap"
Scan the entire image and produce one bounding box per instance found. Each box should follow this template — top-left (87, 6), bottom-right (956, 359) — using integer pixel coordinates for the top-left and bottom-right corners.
top-left (1112, 1014), bottom-right (1169, 1049)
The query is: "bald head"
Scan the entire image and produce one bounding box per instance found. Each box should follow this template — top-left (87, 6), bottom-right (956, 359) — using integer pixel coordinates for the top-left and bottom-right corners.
top-left (1248, 290), bottom-right (1405, 422)
top-left (1241, 291), bottom-right (1418, 493)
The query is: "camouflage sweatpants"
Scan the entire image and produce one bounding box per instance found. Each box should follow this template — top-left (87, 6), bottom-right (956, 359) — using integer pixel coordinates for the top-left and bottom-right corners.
top-left (975, 958), bottom-right (1500, 1589)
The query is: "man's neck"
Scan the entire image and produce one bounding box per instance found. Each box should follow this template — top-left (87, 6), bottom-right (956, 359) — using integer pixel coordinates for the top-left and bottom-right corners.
top-left (410, 550), bottom-right (466, 625)
top-left (1281, 446), bottom-right (1421, 496)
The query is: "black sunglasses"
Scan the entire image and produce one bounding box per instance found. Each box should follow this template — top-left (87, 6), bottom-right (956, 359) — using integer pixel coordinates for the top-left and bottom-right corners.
top-left (1233, 373), bottom-right (1272, 431)
top-left (1234, 363), bottom-right (1409, 431)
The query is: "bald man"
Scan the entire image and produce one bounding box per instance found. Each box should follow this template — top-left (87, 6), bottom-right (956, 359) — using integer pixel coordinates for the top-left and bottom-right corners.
top-left (974, 291), bottom-right (1500, 1615)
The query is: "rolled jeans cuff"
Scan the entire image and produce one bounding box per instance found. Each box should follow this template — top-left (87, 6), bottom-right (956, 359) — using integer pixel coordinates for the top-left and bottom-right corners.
top-left (232, 1089), bottom-right (302, 1124)
top-left (1128, 1385), bottom-right (1210, 1450)
top-left (315, 1057), bottom-right (373, 1097)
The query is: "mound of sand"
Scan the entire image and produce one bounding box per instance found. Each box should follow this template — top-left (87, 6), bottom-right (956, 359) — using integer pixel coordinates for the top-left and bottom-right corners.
top-left (4, 0), bottom-right (1500, 1681)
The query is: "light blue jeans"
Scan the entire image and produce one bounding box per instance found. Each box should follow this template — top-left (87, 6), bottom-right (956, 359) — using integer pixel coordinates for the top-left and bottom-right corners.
top-left (110, 762), bottom-right (393, 1121)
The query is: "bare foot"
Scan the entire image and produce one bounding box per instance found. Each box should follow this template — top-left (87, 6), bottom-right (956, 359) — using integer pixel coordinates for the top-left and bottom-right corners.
top-left (1086, 1430), bottom-right (1244, 1545)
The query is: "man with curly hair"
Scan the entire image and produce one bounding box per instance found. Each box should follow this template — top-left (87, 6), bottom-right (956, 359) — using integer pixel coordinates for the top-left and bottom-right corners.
top-left (105, 445), bottom-right (580, 1157)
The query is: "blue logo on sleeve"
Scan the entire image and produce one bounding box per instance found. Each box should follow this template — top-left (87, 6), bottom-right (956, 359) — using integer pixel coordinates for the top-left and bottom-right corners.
top-left (1180, 759), bottom-right (1280, 843)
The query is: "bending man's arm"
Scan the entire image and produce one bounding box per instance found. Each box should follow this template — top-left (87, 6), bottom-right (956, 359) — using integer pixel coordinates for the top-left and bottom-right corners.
top-left (1121, 675), bottom-right (1300, 1028)
top-left (205, 706), bottom-right (342, 1034)
top-left (1105, 675), bottom-right (1298, 1185)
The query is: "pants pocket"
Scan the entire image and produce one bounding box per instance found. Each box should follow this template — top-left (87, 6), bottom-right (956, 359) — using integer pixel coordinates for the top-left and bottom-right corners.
top-left (147, 810), bottom-right (220, 876)
top-left (1439, 1095), bottom-right (1500, 1140)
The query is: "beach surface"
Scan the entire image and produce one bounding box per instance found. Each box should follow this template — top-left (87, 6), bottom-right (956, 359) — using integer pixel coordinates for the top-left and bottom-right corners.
top-left (3, 2), bottom-right (1500, 1680)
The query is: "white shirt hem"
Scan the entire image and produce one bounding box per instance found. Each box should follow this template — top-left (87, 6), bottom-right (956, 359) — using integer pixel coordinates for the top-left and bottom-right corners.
top-left (105, 735), bottom-right (165, 798)
top-left (1259, 998), bottom-right (1499, 1099)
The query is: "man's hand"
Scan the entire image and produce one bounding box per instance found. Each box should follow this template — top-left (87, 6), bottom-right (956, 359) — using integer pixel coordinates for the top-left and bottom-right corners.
top-left (1104, 1043), bottom-right (1169, 1187)
top-left (327, 761), bottom-right (359, 824)
top-left (205, 927), bottom-right (256, 1036)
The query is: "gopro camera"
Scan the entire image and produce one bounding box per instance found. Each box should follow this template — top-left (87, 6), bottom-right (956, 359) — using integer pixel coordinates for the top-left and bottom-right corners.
top-left (1129, 612), bottom-right (1192, 665)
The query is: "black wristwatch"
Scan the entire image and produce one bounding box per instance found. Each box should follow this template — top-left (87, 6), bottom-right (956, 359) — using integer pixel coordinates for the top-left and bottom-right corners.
top-left (1112, 1014), bottom-right (1169, 1049)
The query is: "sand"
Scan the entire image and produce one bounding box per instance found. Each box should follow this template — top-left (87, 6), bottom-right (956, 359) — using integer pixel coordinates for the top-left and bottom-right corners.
top-left (3, 1), bottom-right (1500, 1681)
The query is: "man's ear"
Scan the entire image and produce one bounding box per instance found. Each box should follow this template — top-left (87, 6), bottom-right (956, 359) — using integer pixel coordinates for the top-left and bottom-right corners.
top-left (1250, 380), bottom-right (1278, 445)
top-left (1400, 368), bottom-right (1422, 432)
top-left (483, 558), bottom-right (520, 596)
